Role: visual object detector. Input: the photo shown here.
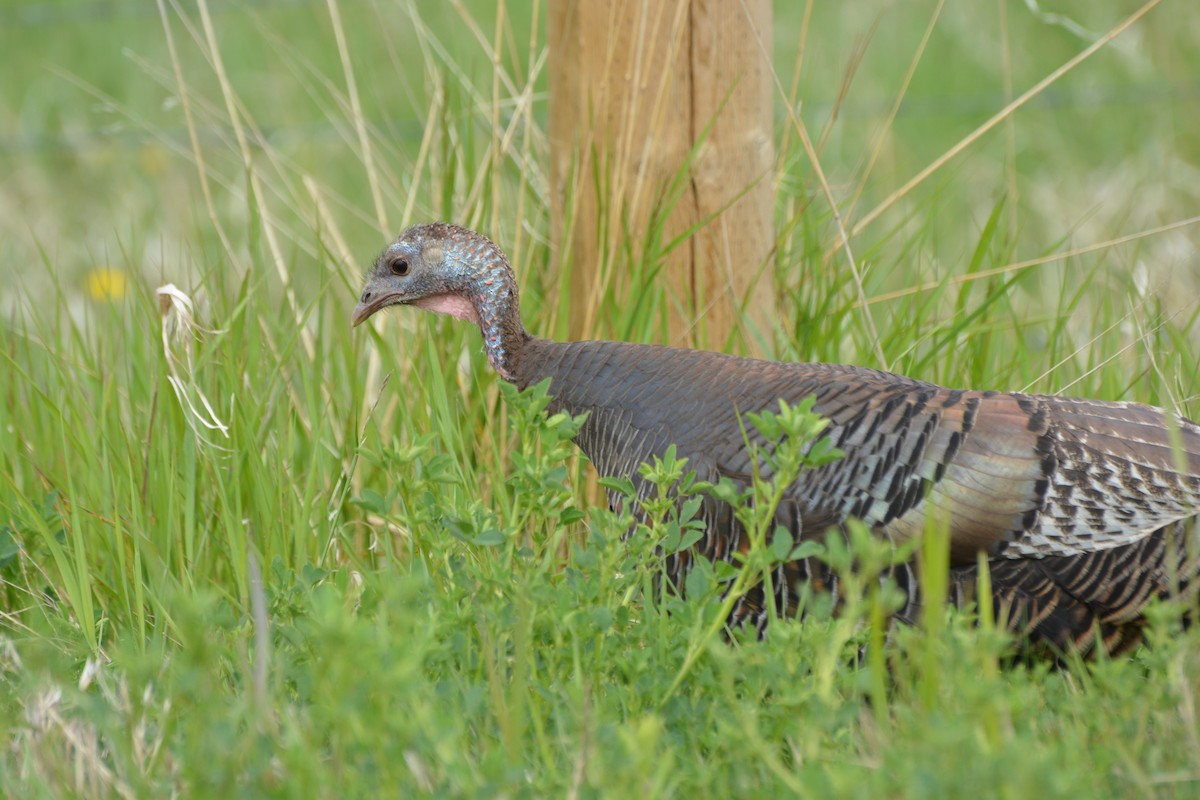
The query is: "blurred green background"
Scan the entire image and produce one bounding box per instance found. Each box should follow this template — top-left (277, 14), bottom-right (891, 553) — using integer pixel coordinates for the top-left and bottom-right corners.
top-left (3, 0), bottom-right (1197, 328)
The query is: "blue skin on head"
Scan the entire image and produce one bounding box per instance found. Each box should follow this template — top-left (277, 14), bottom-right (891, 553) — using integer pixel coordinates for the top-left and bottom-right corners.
top-left (354, 223), bottom-right (526, 380)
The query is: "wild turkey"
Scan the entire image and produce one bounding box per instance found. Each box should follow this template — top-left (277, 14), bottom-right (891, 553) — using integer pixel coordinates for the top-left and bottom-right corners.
top-left (353, 222), bottom-right (1200, 655)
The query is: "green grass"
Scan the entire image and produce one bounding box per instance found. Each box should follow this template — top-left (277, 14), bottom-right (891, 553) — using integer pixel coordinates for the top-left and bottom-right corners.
top-left (2, 0), bottom-right (1200, 796)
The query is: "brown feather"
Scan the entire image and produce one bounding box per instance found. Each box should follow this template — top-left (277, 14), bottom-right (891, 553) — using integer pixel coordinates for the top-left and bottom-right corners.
top-left (514, 338), bottom-right (1200, 651)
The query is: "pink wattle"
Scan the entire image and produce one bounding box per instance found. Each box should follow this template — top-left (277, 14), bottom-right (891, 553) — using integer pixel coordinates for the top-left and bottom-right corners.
top-left (414, 294), bottom-right (480, 325)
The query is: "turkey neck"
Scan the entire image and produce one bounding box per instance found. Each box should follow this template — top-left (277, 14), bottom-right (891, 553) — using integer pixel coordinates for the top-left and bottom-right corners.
top-left (436, 227), bottom-right (531, 381)
top-left (473, 284), bottom-right (529, 382)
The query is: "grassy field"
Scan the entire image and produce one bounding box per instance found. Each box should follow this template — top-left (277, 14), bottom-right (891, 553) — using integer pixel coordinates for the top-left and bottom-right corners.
top-left (2, 0), bottom-right (1200, 796)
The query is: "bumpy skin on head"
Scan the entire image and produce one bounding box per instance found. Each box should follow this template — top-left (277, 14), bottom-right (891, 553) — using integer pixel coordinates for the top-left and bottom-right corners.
top-left (353, 223), bottom-right (529, 379)
top-left (355, 222), bottom-right (1200, 656)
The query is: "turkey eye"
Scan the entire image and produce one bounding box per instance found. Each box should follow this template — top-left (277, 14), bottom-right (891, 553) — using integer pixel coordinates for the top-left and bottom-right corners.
top-left (391, 259), bottom-right (409, 276)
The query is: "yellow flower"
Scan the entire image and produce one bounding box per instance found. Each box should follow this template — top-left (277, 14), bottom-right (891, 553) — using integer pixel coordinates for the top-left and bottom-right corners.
top-left (85, 268), bottom-right (128, 301)
top-left (138, 143), bottom-right (169, 177)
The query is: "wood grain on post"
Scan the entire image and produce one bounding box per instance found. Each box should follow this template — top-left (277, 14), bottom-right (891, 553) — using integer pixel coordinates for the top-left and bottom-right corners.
top-left (548, 0), bottom-right (775, 350)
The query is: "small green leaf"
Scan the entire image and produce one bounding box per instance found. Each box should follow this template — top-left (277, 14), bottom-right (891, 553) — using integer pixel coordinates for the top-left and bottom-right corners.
top-left (789, 540), bottom-right (824, 561)
top-left (598, 476), bottom-right (637, 498)
top-left (678, 526), bottom-right (705, 552)
top-left (685, 564), bottom-right (710, 600)
top-left (443, 519), bottom-right (472, 543)
top-left (472, 529), bottom-right (505, 547)
top-left (713, 561), bottom-right (739, 582)
top-left (559, 507), bottom-right (586, 525)
top-left (679, 495), bottom-right (703, 524)
top-left (572, 543), bottom-right (598, 569)
top-left (615, 605), bottom-right (630, 629)
top-left (661, 521), bottom-right (682, 552)
top-left (770, 526), bottom-right (794, 561)
top-left (351, 488), bottom-right (389, 516)
top-left (591, 607), bottom-right (613, 631)
top-left (300, 564), bottom-right (329, 587)
top-left (709, 477), bottom-right (746, 505)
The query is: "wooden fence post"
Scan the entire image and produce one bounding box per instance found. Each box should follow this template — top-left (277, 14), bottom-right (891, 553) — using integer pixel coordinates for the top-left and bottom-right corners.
top-left (548, 0), bottom-right (775, 350)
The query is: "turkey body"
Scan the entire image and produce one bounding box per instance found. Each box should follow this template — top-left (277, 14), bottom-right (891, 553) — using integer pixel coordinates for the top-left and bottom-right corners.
top-left (354, 222), bottom-right (1200, 656)
top-left (512, 338), bottom-right (1200, 654)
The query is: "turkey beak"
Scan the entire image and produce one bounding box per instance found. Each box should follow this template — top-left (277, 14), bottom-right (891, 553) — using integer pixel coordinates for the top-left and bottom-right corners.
top-left (350, 300), bottom-right (373, 328)
top-left (351, 288), bottom-right (404, 328)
